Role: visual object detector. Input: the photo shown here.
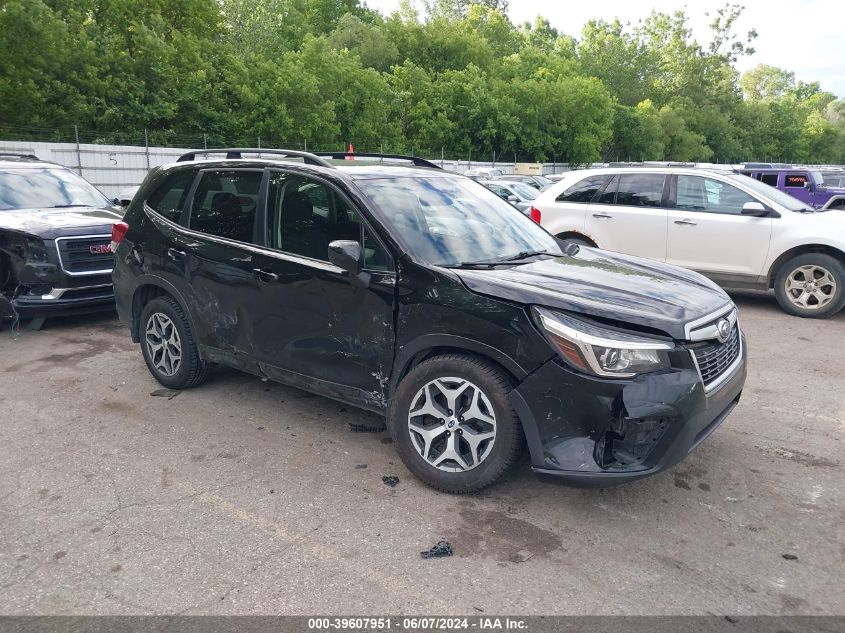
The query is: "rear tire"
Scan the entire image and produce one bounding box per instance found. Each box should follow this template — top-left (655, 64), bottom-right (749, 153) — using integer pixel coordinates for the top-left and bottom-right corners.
top-left (773, 253), bottom-right (845, 318)
top-left (139, 296), bottom-right (210, 389)
top-left (387, 354), bottom-right (522, 493)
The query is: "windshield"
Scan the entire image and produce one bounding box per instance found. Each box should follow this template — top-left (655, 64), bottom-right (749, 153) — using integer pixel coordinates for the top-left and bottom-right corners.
top-left (731, 173), bottom-right (814, 211)
top-left (509, 182), bottom-right (539, 200)
top-left (0, 168), bottom-right (110, 211)
top-left (357, 176), bottom-right (561, 267)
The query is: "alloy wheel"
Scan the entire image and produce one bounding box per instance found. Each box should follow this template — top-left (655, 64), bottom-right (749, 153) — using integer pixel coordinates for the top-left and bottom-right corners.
top-left (145, 312), bottom-right (182, 377)
top-left (784, 265), bottom-right (838, 310)
top-left (407, 377), bottom-right (497, 473)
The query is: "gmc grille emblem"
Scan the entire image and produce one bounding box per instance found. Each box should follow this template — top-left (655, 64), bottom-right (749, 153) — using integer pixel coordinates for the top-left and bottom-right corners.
top-left (89, 244), bottom-right (112, 255)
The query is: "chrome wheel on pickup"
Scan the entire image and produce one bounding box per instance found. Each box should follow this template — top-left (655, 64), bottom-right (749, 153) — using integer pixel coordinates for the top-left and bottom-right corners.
top-left (774, 254), bottom-right (845, 318)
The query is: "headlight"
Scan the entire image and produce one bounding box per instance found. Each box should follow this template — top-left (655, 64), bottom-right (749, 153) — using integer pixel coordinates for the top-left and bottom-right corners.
top-left (533, 307), bottom-right (673, 378)
top-left (24, 237), bottom-right (49, 262)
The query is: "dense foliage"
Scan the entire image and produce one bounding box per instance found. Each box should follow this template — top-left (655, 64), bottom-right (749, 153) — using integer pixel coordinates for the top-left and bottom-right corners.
top-left (1, 0), bottom-right (843, 163)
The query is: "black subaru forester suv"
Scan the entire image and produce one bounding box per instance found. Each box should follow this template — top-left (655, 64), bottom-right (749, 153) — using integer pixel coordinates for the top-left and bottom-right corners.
top-left (112, 149), bottom-right (747, 492)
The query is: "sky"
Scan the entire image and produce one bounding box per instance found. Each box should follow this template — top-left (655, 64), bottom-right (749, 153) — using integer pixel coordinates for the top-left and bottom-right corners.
top-left (363, 0), bottom-right (845, 97)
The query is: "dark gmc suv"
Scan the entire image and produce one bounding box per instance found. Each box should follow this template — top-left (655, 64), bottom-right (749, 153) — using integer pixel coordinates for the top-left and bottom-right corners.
top-left (0, 154), bottom-right (122, 326)
top-left (112, 149), bottom-right (747, 492)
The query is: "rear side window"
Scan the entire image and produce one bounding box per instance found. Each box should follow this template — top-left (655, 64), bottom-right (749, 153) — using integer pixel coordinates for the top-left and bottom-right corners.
top-left (556, 176), bottom-right (606, 203)
top-left (146, 170), bottom-right (196, 222)
top-left (760, 174), bottom-right (778, 186)
top-left (615, 173), bottom-right (665, 207)
top-left (595, 175), bottom-right (618, 205)
top-left (785, 174), bottom-right (808, 188)
top-left (188, 170), bottom-right (263, 243)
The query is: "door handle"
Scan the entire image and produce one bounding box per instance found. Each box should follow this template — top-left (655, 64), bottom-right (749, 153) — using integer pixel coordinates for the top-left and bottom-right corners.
top-left (252, 268), bottom-right (279, 283)
top-left (592, 212), bottom-right (612, 219)
top-left (167, 248), bottom-right (186, 261)
top-left (674, 218), bottom-right (697, 226)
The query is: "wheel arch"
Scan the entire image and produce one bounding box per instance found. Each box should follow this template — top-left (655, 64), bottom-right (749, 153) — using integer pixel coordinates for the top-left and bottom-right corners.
top-left (129, 276), bottom-right (198, 345)
top-left (389, 335), bottom-right (529, 397)
top-left (555, 231), bottom-right (597, 247)
top-left (821, 196), bottom-right (845, 210)
top-left (767, 245), bottom-right (845, 288)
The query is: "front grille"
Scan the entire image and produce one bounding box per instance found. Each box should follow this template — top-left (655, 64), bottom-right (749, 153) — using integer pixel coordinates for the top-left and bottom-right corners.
top-left (55, 235), bottom-right (113, 274)
top-left (692, 325), bottom-right (741, 387)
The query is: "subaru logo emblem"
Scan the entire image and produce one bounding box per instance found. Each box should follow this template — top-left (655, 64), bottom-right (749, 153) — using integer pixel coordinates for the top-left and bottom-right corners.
top-left (716, 319), bottom-right (731, 343)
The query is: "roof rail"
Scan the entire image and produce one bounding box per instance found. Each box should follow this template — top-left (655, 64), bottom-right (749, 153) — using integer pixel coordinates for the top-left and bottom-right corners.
top-left (314, 152), bottom-right (442, 170)
top-left (176, 148), bottom-right (333, 168)
top-left (0, 152), bottom-right (40, 161)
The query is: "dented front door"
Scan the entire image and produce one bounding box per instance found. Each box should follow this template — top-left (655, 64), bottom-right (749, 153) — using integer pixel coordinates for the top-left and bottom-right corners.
top-left (248, 170), bottom-right (396, 411)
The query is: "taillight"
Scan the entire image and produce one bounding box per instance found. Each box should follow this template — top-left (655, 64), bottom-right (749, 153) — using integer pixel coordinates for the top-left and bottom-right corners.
top-left (529, 207), bottom-right (542, 224)
top-left (111, 222), bottom-right (129, 250)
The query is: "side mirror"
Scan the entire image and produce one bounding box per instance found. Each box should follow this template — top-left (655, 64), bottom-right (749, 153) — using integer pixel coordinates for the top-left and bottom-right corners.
top-left (741, 201), bottom-right (768, 217)
top-left (328, 240), bottom-right (369, 287)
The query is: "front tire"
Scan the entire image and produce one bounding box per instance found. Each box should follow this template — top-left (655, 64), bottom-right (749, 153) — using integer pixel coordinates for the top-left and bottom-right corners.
top-left (387, 354), bottom-right (522, 493)
top-left (139, 296), bottom-right (211, 389)
top-left (773, 253), bottom-right (845, 318)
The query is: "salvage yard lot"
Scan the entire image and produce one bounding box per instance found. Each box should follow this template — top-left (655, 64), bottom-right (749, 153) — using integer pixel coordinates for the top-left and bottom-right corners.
top-left (0, 291), bottom-right (843, 615)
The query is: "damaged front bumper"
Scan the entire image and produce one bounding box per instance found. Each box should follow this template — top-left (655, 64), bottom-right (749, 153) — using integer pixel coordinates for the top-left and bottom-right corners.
top-left (509, 332), bottom-right (747, 487)
top-left (4, 260), bottom-right (114, 318)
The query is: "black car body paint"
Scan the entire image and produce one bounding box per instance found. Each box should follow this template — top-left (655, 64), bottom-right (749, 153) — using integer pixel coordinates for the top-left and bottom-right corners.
top-left (113, 155), bottom-right (747, 487)
top-left (0, 160), bottom-right (123, 319)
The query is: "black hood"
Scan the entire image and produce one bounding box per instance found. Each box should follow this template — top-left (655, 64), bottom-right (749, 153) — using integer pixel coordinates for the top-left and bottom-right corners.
top-left (0, 207), bottom-right (123, 240)
top-left (454, 247), bottom-right (732, 340)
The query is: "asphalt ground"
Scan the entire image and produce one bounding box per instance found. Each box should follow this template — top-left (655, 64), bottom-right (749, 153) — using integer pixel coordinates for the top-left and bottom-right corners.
top-left (0, 290), bottom-right (843, 615)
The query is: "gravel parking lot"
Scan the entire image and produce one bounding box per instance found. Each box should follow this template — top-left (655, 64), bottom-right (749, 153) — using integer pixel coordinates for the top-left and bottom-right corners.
top-left (0, 291), bottom-right (843, 616)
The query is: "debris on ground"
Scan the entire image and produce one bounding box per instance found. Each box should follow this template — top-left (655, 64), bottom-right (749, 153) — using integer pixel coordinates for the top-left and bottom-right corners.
top-left (355, 464), bottom-right (368, 469)
top-left (382, 475), bottom-right (399, 487)
top-left (782, 553), bottom-right (798, 560)
top-left (420, 541), bottom-right (453, 559)
top-left (348, 421), bottom-right (386, 433)
top-left (510, 549), bottom-right (534, 563)
top-left (150, 388), bottom-right (180, 400)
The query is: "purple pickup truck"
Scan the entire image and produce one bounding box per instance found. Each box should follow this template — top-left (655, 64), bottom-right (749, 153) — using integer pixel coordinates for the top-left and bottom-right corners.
top-left (739, 164), bottom-right (845, 210)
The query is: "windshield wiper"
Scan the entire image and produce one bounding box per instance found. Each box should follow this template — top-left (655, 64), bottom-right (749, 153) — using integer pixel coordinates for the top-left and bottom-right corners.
top-left (495, 249), bottom-right (549, 262)
top-left (47, 204), bottom-right (92, 209)
top-left (449, 250), bottom-right (550, 269)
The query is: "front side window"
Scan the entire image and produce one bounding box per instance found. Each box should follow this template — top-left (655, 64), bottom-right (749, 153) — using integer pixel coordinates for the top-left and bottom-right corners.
top-left (509, 182), bottom-right (539, 201)
top-left (188, 170), bottom-right (262, 242)
top-left (267, 172), bottom-right (389, 270)
top-left (0, 167), bottom-right (109, 211)
top-left (147, 169), bottom-right (196, 222)
top-left (556, 175), bottom-right (607, 203)
top-left (676, 175), bottom-right (756, 215)
top-left (486, 184), bottom-right (510, 200)
top-left (358, 176), bottom-right (561, 267)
